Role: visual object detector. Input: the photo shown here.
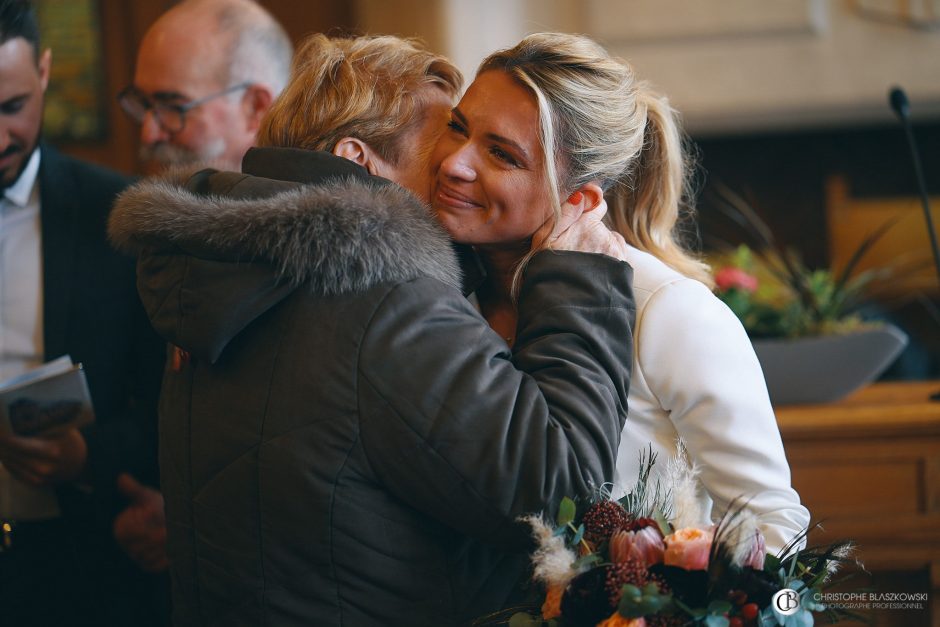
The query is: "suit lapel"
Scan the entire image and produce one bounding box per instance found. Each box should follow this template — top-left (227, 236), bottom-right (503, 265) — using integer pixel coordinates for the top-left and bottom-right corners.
top-left (38, 145), bottom-right (77, 360)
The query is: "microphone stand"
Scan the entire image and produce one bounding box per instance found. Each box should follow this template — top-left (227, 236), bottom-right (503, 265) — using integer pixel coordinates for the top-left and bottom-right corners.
top-left (889, 87), bottom-right (940, 401)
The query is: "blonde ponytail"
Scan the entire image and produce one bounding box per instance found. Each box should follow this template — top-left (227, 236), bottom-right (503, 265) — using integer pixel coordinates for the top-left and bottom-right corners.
top-left (607, 88), bottom-right (713, 287)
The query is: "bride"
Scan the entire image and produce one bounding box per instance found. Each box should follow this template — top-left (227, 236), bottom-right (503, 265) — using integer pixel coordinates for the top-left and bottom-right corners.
top-left (428, 32), bottom-right (810, 552)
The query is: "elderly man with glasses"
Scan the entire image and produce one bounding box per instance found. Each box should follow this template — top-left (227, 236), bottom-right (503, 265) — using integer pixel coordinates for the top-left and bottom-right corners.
top-left (120, 0), bottom-right (292, 172)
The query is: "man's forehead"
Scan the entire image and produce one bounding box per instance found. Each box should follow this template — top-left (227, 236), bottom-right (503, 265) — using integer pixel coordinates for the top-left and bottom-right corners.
top-left (0, 37), bottom-right (41, 91)
top-left (134, 23), bottom-right (226, 99)
top-left (0, 36), bottom-right (38, 69)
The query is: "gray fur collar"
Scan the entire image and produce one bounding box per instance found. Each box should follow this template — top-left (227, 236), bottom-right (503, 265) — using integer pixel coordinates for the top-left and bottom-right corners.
top-left (108, 168), bottom-right (462, 296)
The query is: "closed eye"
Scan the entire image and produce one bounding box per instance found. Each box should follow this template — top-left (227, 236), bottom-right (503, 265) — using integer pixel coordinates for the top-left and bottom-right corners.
top-left (446, 119), bottom-right (467, 135)
top-left (0, 96), bottom-right (27, 115)
top-left (490, 146), bottom-right (520, 168)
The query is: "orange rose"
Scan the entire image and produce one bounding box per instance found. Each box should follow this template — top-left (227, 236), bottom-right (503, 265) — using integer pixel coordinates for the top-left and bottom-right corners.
top-left (596, 613), bottom-right (646, 627)
top-left (542, 585), bottom-right (564, 620)
top-left (663, 527), bottom-right (712, 571)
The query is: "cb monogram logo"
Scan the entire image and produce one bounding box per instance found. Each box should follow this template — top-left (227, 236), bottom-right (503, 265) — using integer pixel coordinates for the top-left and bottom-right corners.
top-left (772, 588), bottom-right (801, 616)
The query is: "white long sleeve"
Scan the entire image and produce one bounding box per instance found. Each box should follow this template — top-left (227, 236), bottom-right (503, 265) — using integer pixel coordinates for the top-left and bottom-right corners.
top-left (615, 246), bottom-right (810, 553)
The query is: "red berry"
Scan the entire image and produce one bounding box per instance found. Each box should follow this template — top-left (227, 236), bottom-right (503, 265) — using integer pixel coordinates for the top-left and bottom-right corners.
top-left (729, 618), bottom-right (744, 627)
top-left (740, 603), bottom-right (759, 620)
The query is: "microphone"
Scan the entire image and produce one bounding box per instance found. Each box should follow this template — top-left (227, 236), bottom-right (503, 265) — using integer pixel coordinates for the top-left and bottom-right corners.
top-left (889, 87), bottom-right (910, 118)
top-left (889, 87), bottom-right (940, 401)
top-left (888, 86), bottom-right (940, 290)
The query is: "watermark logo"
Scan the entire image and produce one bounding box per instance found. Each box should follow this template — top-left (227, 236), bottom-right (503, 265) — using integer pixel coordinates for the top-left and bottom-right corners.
top-left (813, 591), bottom-right (928, 611)
top-left (772, 588), bottom-right (801, 615)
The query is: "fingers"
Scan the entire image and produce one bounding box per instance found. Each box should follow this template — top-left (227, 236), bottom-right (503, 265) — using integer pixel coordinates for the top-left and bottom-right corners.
top-left (590, 196), bottom-right (609, 221)
top-left (0, 458), bottom-right (47, 486)
top-left (556, 197), bottom-right (586, 235)
top-left (531, 199), bottom-right (585, 251)
top-left (0, 435), bottom-right (63, 485)
top-left (117, 472), bottom-right (147, 502)
top-left (137, 550), bottom-right (170, 573)
top-left (116, 527), bottom-right (169, 573)
top-left (0, 429), bottom-right (86, 485)
top-left (604, 230), bottom-right (631, 260)
top-left (546, 209), bottom-right (605, 251)
top-left (546, 211), bottom-right (631, 261)
top-left (0, 433), bottom-right (60, 461)
top-left (113, 499), bottom-right (169, 574)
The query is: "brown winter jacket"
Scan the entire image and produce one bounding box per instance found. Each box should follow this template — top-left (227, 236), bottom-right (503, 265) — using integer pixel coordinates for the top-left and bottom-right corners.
top-left (108, 147), bottom-right (635, 627)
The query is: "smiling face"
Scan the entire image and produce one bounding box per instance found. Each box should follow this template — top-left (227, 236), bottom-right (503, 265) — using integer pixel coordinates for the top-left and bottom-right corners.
top-left (0, 38), bottom-right (48, 191)
top-left (429, 70), bottom-right (554, 246)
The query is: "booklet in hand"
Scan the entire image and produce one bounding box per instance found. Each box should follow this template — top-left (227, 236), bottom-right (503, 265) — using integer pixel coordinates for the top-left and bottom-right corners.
top-left (0, 356), bottom-right (96, 437)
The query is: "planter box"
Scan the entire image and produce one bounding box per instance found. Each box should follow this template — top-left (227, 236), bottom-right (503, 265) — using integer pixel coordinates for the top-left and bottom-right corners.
top-left (753, 324), bottom-right (908, 405)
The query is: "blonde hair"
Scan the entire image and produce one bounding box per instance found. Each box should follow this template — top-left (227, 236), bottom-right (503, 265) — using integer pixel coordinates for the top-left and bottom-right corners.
top-left (480, 32), bottom-right (712, 287)
top-left (258, 33), bottom-right (463, 164)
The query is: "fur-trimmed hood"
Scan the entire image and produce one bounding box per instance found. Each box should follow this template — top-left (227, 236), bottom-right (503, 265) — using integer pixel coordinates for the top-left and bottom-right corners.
top-left (107, 148), bottom-right (462, 361)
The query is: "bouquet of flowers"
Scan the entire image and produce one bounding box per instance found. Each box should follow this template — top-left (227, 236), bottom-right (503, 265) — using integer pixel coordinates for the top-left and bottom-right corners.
top-left (499, 452), bottom-right (857, 627)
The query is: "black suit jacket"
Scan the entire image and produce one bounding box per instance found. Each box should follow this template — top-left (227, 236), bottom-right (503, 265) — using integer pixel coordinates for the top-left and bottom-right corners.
top-left (16, 144), bottom-right (167, 626)
top-left (39, 144), bottom-right (165, 500)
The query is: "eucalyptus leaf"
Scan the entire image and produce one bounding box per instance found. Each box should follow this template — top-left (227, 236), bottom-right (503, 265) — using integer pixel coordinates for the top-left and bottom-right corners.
top-left (707, 600), bottom-right (732, 615)
top-left (508, 612), bottom-right (542, 627)
top-left (570, 523), bottom-right (585, 547)
top-left (557, 497), bottom-right (576, 526)
top-left (704, 615), bottom-right (730, 627)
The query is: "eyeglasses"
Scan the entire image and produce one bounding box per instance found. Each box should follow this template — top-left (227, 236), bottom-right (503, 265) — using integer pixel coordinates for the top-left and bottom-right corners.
top-left (117, 82), bottom-right (251, 134)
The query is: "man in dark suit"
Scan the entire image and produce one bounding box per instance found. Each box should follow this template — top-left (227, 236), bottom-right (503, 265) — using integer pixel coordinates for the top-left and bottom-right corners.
top-left (0, 2), bottom-right (166, 625)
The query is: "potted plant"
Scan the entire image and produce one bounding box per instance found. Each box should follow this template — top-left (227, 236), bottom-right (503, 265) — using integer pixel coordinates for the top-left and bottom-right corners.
top-left (707, 185), bottom-right (908, 405)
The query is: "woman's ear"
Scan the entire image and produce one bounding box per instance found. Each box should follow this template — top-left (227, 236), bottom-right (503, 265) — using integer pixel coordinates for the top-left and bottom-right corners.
top-left (566, 182), bottom-right (605, 212)
top-left (332, 137), bottom-right (385, 176)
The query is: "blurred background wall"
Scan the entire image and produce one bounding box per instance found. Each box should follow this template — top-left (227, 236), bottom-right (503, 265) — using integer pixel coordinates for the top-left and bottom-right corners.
top-left (45, 0), bottom-right (940, 376)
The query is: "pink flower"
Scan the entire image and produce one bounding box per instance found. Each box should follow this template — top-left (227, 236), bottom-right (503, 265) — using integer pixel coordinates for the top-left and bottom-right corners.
top-left (743, 530), bottom-right (766, 570)
top-left (663, 527), bottom-right (712, 571)
top-left (609, 526), bottom-right (665, 566)
top-left (714, 267), bottom-right (758, 293)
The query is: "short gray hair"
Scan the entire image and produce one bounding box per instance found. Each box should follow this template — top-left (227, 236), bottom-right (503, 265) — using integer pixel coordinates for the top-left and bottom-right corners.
top-left (214, 0), bottom-right (293, 97)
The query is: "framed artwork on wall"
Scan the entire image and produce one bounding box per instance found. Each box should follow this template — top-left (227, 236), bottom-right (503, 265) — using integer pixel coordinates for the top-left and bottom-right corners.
top-left (36, 0), bottom-right (107, 142)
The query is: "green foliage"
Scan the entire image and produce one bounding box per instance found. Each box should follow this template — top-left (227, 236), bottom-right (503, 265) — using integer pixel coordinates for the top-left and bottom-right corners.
top-left (618, 582), bottom-right (674, 618)
top-left (715, 245), bottom-right (886, 339)
top-left (708, 185), bottom-right (895, 339)
top-left (618, 446), bottom-right (672, 521)
top-left (508, 612), bottom-right (538, 627)
top-left (556, 497), bottom-right (576, 527)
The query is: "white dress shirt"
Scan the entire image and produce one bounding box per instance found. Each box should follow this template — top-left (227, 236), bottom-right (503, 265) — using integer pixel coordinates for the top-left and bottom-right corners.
top-left (0, 147), bottom-right (61, 519)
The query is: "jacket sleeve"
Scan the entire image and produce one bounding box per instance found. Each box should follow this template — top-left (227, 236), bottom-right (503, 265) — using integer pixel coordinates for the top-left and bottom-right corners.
top-left (637, 278), bottom-right (810, 552)
top-left (356, 250), bottom-right (635, 546)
